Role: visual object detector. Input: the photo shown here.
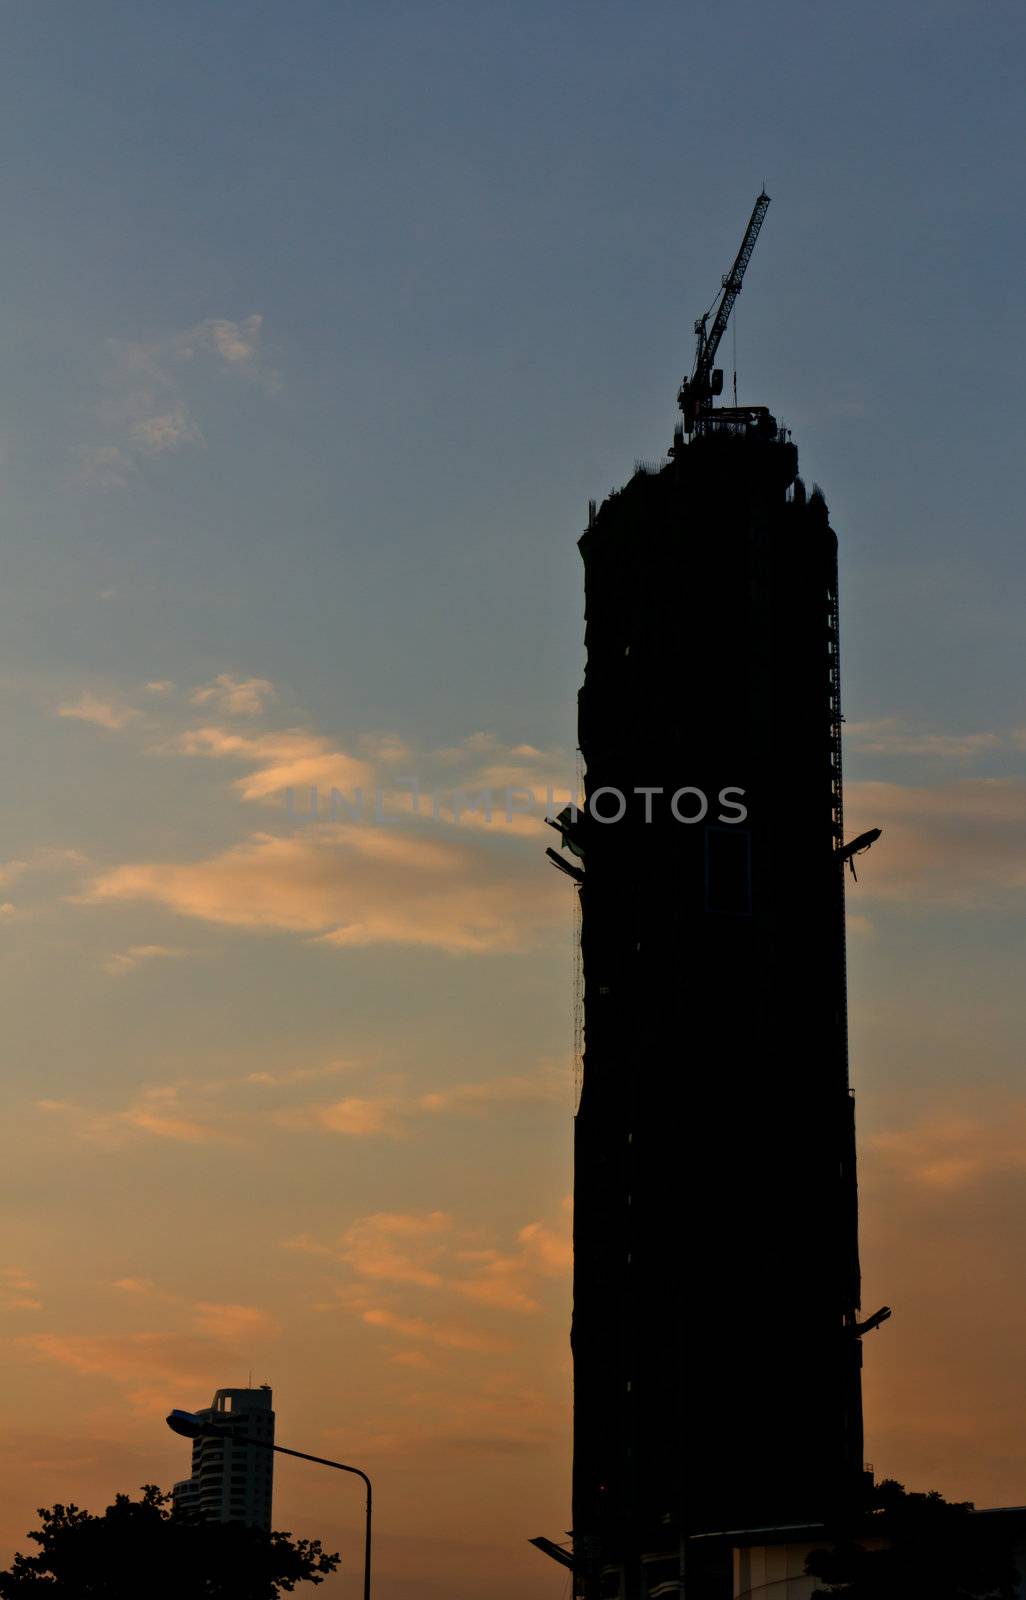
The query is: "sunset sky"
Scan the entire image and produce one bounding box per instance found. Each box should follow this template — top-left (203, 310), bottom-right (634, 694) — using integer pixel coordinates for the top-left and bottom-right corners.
top-left (2, 3), bottom-right (1025, 1596)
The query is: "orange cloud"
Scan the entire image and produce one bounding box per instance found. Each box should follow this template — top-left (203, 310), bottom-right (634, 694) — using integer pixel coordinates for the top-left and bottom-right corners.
top-left (83, 823), bottom-right (562, 953)
top-left (280, 1069), bottom-right (562, 1140)
top-left (847, 719), bottom-right (1003, 759)
top-left (175, 717), bottom-right (575, 835)
top-left (129, 404), bottom-right (202, 456)
top-left (21, 1332), bottom-right (225, 1414)
top-left (358, 732), bottom-right (413, 764)
top-left (56, 693), bottom-right (140, 730)
top-left (867, 1102), bottom-right (1026, 1192)
top-left (103, 944), bottom-right (186, 977)
top-left (517, 1220), bottom-right (573, 1275)
top-left (360, 1308), bottom-right (507, 1353)
top-left (299, 1097), bottom-right (406, 1137)
top-left (80, 316), bottom-right (276, 494)
top-left (190, 674), bottom-right (275, 716)
top-left (177, 726), bottom-right (372, 802)
top-left (35, 1063), bottom-right (559, 1155)
top-left (845, 777), bottom-right (1026, 906)
top-left (418, 1070), bottom-right (562, 1115)
top-left (319, 1410), bottom-right (560, 1464)
top-left (242, 1060), bottom-right (357, 1089)
top-left (859, 1094), bottom-right (1026, 1503)
top-left (1, 1268), bottom-right (43, 1313)
top-left (119, 1102), bottom-right (236, 1145)
top-left (303, 1207), bottom-right (571, 1328)
top-left (0, 848), bottom-right (86, 889)
top-left (37, 1088), bottom-right (241, 1148)
top-left (452, 1223), bottom-right (571, 1315)
top-left (21, 1283), bottom-right (281, 1416)
top-left (341, 1213), bottom-right (451, 1288)
top-left (191, 1303), bottom-right (280, 1340)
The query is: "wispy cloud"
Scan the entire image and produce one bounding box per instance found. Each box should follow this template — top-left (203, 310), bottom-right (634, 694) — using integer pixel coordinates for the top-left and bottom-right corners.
top-left (109, 1277), bottom-right (278, 1341)
top-left (0, 848), bottom-right (87, 891)
top-left (292, 1206), bottom-right (571, 1322)
top-left (1, 1267), bottom-right (43, 1313)
top-left (117, 1090), bottom-right (243, 1144)
top-left (22, 1290), bottom-right (278, 1413)
top-left (191, 1302), bottom-right (279, 1340)
top-left (78, 314), bottom-right (276, 489)
top-left (56, 692), bottom-right (140, 730)
top-left (287, 1096), bottom-right (408, 1137)
top-left (103, 944), bottom-right (186, 977)
top-left (47, 678), bottom-right (575, 840)
top-left (359, 732), bottom-right (414, 765)
top-left (129, 404), bottom-right (203, 456)
top-left (867, 1101), bottom-right (1026, 1192)
top-left (76, 444), bottom-right (135, 490)
top-left (846, 777), bottom-right (1026, 906)
top-left (190, 674), bottom-right (276, 717)
top-left (40, 686), bottom-right (577, 954)
top-left (858, 1092), bottom-right (1026, 1501)
top-left (32, 1060), bottom-right (554, 1151)
top-left (22, 1331), bottom-right (217, 1411)
top-left (359, 1307), bottom-right (506, 1353)
top-left (62, 675), bottom-right (1026, 922)
top-left (174, 718), bottom-right (574, 825)
top-left (37, 1085), bottom-right (241, 1147)
top-left (185, 315), bottom-right (267, 371)
top-left (341, 1212), bottom-right (451, 1288)
top-left (242, 1059), bottom-right (357, 1089)
top-left (847, 718), bottom-right (1003, 760)
top-left (178, 726), bottom-right (371, 801)
top-left (83, 823), bottom-right (563, 953)
top-left (279, 1069), bottom-right (562, 1139)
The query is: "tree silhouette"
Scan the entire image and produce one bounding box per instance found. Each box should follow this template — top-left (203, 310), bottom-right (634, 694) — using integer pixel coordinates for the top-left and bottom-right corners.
top-left (806, 1478), bottom-right (1018, 1599)
top-left (0, 1484), bottom-right (341, 1598)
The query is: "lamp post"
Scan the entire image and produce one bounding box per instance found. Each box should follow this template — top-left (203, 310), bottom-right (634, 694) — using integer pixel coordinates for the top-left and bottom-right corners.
top-left (166, 1409), bottom-right (372, 1600)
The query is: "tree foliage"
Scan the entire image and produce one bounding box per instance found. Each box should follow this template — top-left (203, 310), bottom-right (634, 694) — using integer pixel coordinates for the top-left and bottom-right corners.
top-left (806, 1478), bottom-right (1018, 1600)
top-left (0, 1485), bottom-right (341, 1598)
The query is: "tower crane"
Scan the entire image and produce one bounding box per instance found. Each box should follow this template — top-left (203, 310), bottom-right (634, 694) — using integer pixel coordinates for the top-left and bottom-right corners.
top-left (678, 190), bottom-right (771, 434)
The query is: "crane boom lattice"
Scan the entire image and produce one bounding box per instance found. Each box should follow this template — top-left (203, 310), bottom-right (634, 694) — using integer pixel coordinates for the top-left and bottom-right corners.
top-left (679, 190), bottom-right (771, 433)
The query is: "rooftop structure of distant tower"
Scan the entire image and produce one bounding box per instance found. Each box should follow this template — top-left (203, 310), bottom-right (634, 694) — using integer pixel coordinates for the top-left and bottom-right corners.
top-left (542, 196), bottom-right (886, 1600)
top-left (172, 1385), bottom-right (275, 1530)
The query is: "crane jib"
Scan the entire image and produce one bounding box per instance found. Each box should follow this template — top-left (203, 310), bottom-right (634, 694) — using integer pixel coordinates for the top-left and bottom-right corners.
top-left (682, 191), bottom-right (771, 426)
top-left (698, 192), bottom-right (770, 380)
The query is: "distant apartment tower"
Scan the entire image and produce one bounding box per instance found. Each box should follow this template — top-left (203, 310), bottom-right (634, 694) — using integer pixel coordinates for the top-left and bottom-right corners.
top-left (172, 1385), bottom-right (275, 1530)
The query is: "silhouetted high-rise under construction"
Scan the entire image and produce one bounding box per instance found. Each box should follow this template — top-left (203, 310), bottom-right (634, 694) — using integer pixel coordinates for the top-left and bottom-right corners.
top-left (541, 194), bottom-right (886, 1600)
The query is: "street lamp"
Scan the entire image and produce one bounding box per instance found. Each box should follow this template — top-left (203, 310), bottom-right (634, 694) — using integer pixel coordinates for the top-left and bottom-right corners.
top-left (166, 1409), bottom-right (372, 1600)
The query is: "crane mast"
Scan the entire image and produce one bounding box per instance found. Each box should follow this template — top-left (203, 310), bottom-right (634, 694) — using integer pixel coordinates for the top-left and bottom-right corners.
top-left (678, 190), bottom-right (771, 434)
